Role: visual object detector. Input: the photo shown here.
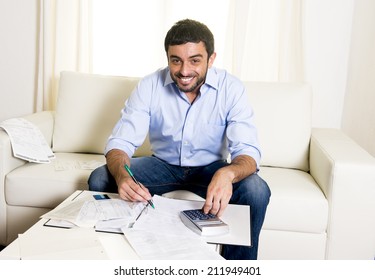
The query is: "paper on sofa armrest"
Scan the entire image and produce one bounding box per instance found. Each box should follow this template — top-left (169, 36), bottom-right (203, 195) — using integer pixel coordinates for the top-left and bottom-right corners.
top-left (0, 118), bottom-right (55, 163)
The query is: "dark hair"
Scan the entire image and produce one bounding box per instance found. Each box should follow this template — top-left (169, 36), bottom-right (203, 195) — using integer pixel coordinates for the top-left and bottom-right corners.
top-left (164, 19), bottom-right (215, 57)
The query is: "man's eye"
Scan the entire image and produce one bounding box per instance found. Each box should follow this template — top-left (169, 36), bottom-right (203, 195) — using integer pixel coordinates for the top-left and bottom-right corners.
top-left (171, 59), bottom-right (181, 64)
top-left (191, 59), bottom-right (200, 64)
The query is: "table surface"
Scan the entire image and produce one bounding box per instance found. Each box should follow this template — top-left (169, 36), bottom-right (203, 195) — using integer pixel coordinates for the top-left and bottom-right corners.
top-left (0, 190), bottom-right (249, 260)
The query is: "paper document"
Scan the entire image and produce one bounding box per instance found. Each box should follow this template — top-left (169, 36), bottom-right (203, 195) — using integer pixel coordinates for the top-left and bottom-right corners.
top-left (0, 118), bottom-right (55, 163)
top-left (53, 160), bottom-right (104, 171)
top-left (123, 228), bottom-right (224, 260)
top-left (121, 195), bottom-right (224, 260)
top-left (132, 195), bottom-right (201, 237)
top-left (143, 195), bottom-right (251, 247)
top-left (41, 198), bottom-right (88, 226)
top-left (41, 195), bottom-right (145, 228)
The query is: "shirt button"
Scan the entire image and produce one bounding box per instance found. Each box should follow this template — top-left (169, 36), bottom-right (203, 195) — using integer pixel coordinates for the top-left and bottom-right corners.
top-left (183, 141), bottom-right (189, 145)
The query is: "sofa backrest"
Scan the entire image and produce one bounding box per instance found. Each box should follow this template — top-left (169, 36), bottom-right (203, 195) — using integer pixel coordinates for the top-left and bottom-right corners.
top-left (53, 71), bottom-right (140, 155)
top-left (53, 72), bottom-right (311, 171)
top-left (245, 82), bottom-right (312, 172)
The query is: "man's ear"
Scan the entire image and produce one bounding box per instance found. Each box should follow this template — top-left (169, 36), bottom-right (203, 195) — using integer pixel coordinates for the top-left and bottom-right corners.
top-left (208, 52), bottom-right (216, 68)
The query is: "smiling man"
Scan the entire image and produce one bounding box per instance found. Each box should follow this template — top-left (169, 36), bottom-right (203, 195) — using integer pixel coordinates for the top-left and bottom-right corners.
top-left (88, 19), bottom-right (271, 260)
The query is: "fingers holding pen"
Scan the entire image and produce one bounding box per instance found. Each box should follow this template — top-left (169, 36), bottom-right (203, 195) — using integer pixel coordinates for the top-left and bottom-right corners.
top-left (118, 177), bottom-right (151, 203)
top-left (106, 153), bottom-right (153, 204)
top-left (121, 164), bottom-right (152, 202)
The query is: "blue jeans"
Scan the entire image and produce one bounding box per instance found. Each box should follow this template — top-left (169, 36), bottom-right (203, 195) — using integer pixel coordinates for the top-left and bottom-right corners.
top-left (88, 156), bottom-right (271, 260)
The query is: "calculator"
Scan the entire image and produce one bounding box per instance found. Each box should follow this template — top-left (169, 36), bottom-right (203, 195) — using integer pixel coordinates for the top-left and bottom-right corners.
top-left (180, 209), bottom-right (229, 236)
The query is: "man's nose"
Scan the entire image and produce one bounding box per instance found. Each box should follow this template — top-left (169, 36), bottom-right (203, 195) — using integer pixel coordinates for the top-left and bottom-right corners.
top-left (179, 62), bottom-right (191, 76)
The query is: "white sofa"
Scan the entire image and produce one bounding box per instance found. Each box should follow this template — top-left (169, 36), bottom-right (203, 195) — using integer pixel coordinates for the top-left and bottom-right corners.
top-left (1, 71), bottom-right (374, 259)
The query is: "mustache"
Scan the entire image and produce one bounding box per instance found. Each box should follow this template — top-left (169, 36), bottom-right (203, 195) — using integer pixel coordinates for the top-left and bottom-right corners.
top-left (175, 73), bottom-right (195, 78)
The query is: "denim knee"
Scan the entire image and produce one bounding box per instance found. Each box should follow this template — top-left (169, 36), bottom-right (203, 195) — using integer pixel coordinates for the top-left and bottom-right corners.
top-left (88, 165), bottom-right (117, 193)
top-left (232, 173), bottom-right (271, 207)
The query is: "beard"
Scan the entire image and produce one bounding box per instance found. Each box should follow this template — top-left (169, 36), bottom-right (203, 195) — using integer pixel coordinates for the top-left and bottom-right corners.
top-left (171, 68), bottom-right (208, 93)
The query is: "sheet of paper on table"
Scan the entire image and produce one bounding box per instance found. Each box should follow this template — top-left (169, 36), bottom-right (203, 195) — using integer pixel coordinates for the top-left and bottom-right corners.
top-left (41, 194), bottom-right (145, 228)
top-left (121, 195), bottom-right (225, 260)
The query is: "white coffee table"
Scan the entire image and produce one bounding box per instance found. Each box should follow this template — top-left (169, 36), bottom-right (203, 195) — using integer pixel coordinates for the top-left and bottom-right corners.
top-left (0, 190), bottom-right (249, 260)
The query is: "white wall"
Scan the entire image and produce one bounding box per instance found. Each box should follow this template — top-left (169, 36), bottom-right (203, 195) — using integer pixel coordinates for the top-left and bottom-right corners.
top-left (0, 0), bottom-right (37, 122)
top-left (303, 0), bottom-right (354, 128)
top-left (342, 0), bottom-right (375, 157)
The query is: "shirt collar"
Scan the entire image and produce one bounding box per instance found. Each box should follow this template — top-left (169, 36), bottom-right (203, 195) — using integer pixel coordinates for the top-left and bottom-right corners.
top-left (164, 67), bottom-right (219, 90)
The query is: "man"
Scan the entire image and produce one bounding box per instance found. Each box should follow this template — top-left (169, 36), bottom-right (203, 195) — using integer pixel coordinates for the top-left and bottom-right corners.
top-left (88, 19), bottom-right (270, 260)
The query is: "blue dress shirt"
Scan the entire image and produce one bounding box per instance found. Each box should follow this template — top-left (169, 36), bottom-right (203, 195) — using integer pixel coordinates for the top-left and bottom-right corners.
top-left (105, 67), bottom-right (261, 167)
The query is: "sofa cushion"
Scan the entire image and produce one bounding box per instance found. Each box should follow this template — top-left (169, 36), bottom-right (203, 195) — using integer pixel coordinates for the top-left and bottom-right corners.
top-left (5, 153), bottom-right (105, 208)
top-left (259, 167), bottom-right (328, 233)
top-left (53, 71), bottom-right (140, 154)
top-left (245, 82), bottom-right (312, 171)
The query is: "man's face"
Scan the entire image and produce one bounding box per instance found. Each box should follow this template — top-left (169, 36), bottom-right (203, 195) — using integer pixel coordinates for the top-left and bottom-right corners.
top-left (167, 42), bottom-right (216, 94)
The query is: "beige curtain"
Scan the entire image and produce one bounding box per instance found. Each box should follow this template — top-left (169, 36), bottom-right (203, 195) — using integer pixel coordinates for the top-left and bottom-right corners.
top-left (225, 0), bottom-right (304, 82)
top-left (35, 0), bottom-right (93, 111)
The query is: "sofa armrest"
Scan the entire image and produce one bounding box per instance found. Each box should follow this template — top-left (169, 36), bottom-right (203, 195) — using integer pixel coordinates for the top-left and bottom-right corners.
top-left (310, 128), bottom-right (375, 259)
top-left (0, 111), bottom-right (54, 245)
top-left (0, 129), bottom-right (25, 245)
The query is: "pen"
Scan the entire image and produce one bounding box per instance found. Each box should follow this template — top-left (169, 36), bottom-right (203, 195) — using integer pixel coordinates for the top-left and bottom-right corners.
top-left (124, 164), bottom-right (155, 209)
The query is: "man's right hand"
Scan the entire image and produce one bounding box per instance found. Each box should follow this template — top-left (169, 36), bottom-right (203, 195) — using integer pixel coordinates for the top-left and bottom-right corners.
top-left (117, 175), bottom-right (152, 203)
top-left (106, 149), bottom-right (152, 203)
